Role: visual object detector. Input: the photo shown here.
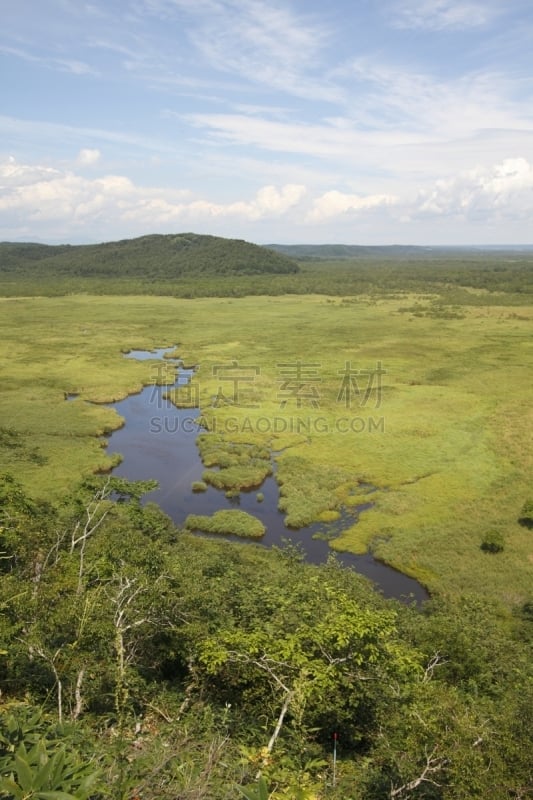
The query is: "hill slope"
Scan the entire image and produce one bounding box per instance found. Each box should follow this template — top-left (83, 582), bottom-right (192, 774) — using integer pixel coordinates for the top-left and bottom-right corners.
top-left (0, 233), bottom-right (300, 278)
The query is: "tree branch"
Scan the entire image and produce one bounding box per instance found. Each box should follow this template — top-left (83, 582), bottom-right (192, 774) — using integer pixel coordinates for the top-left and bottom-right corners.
top-left (422, 652), bottom-right (447, 683)
top-left (390, 746), bottom-right (444, 798)
top-left (72, 667), bottom-right (85, 720)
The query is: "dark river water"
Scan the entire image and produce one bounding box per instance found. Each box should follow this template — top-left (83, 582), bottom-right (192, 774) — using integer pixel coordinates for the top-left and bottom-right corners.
top-left (104, 348), bottom-right (428, 605)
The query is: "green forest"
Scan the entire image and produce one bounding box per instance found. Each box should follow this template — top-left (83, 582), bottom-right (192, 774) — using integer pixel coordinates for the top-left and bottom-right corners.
top-left (0, 237), bottom-right (532, 300)
top-left (0, 236), bottom-right (532, 799)
top-left (1, 474), bottom-right (532, 799)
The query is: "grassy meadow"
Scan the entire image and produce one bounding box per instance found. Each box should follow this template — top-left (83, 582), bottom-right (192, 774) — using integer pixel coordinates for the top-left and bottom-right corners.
top-left (1, 290), bottom-right (531, 602)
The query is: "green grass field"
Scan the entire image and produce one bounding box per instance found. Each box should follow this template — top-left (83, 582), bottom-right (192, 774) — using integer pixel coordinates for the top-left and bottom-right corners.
top-left (1, 292), bottom-right (531, 602)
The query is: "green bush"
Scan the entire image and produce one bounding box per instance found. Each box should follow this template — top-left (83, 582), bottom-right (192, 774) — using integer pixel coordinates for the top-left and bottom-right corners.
top-left (518, 499), bottom-right (533, 528)
top-left (481, 531), bottom-right (505, 553)
top-left (0, 710), bottom-right (100, 799)
top-left (191, 480), bottom-right (207, 493)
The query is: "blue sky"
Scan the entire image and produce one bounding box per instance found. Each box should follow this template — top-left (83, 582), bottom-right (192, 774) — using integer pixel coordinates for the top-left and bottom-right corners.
top-left (2, 0), bottom-right (533, 244)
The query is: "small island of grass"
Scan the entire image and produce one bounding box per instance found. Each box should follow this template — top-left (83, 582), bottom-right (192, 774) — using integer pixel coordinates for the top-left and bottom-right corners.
top-left (185, 509), bottom-right (266, 539)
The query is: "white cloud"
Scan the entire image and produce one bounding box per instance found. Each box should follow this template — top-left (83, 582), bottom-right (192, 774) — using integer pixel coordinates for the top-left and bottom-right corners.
top-left (185, 57), bottom-right (533, 178)
top-left (0, 114), bottom-right (178, 155)
top-left (121, 183), bottom-right (306, 223)
top-left (0, 44), bottom-right (97, 75)
top-left (0, 157), bottom-right (62, 188)
top-left (226, 184), bottom-right (307, 219)
top-left (0, 157), bottom-right (306, 239)
top-left (308, 191), bottom-right (398, 222)
top-left (340, 59), bottom-right (533, 138)
top-left (186, 112), bottom-right (419, 160)
top-left (416, 157), bottom-right (533, 217)
top-left (2, 154), bottom-right (533, 244)
top-left (77, 148), bottom-right (101, 166)
top-left (140, 0), bottom-right (337, 102)
top-left (392, 0), bottom-right (499, 30)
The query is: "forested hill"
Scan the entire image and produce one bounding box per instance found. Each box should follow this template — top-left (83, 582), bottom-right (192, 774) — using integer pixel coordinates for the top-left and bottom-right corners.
top-left (1, 235), bottom-right (532, 298)
top-left (0, 233), bottom-right (300, 278)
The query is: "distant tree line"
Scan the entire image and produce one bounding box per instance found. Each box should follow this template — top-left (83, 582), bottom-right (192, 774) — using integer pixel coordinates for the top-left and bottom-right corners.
top-left (1, 234), bottom-right (533, 301)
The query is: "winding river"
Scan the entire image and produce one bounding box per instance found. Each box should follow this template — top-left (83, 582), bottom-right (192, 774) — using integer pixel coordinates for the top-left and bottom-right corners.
top-left (104, 348), bottom-right (428, 604)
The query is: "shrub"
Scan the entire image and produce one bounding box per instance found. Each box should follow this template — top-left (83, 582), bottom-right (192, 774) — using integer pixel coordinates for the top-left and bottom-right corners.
top-left (481, 531), bottom-right (505, 553)
top-left (518, 499), bottom-right (533, 528)
top-left (191, 480), bottom-right (207, 492)
top-left (520, 600), bottom-right (533, 621)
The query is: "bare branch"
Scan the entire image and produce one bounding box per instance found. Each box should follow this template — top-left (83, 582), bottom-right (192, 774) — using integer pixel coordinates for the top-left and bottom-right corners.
top-left (265, 690), bottom-right (292, 757)
top-left (68, 480), bottom-right (114, 595)
top-left (32, 645), bottom-right (64, 723)
top-left (422, 652), bottom-right (448, 683)
top-left (70, 478), bottom-right (113, 552)
top-left (390, 746), bottom-right (445, 798)
top-left (256, 690), bottom-right (293, 780)
top-left (146, 702), bottom-right (173, 724)
top-left (72, 668), bottom-right (85, 720)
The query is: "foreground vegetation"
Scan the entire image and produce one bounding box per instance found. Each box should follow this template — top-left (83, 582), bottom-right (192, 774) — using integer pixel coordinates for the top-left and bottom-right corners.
top-left (1, 475), bottom-right (532, 799)
top-left (0, 236), bottom-right (532, 796)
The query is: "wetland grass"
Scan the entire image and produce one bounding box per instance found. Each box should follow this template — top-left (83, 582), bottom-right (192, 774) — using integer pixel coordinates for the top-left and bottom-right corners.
top-left (185, 509), bottom-right (266, 538)
top-left (1, 292), bottom-right (531, 601)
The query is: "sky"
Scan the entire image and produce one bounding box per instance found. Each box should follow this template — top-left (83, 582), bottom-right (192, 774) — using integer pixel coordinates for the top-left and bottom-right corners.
top-left (1, 0), bottom-right (533, 245)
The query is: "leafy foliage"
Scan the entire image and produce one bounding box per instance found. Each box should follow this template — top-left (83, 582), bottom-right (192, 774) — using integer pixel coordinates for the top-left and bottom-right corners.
top-left (1, 396), bottom-right (532, 798)
top-left (0, 711), bottom-right (100, 799)
top-left (238, 776), bottom-right (270, 800)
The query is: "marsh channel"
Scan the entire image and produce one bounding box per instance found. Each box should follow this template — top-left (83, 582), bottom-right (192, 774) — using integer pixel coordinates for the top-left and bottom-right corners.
top-left (105, 348), bottom-right (428, 605)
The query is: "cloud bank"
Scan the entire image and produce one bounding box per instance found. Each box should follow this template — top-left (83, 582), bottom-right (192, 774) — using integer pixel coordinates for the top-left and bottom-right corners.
top-left (2, 155), bottom-right (532, 243)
